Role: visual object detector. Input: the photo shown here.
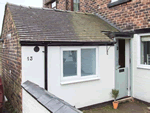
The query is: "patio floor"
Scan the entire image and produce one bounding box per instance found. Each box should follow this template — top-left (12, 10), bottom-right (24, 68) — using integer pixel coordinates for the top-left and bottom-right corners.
top-left (82, 100), bottom-right (150, 113)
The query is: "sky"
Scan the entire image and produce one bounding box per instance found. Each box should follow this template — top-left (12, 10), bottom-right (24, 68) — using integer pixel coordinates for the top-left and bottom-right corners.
top-left (0, 0), bottom-right (43, 34)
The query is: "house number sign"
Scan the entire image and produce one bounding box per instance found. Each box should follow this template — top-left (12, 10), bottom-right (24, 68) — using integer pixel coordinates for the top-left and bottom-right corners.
top-left (27, 56), bottom-right (33, 61)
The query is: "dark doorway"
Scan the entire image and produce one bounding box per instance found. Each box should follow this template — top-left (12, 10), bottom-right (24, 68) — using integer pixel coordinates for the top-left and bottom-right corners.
top-left (119, 39), bottom-right (125, 68)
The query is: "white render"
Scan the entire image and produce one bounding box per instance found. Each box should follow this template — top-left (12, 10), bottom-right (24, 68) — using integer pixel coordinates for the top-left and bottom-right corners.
top-left (132, 34), bottom-right (150, 103)
top-left (48, 46), bottom-right (115, 108)
top-left (22, 89), bottom-right (50, 113)
top-left (125, 39), bottom-right (131, 96)
top-left (22, 46), bottom-right (45, 88)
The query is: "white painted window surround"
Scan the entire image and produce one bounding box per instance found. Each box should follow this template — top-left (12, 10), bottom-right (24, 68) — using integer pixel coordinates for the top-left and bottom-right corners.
top-left (52, 1), bottom-right (56, 9)
top-left (111, 0), bottom-right (118, 3)
top-left (137, 33), bottom-right (150, 69)
top-left (61, 46), bottom-right (99, 85)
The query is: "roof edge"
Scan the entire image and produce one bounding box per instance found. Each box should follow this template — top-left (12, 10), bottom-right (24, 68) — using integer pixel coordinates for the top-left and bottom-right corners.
top-left (22, 80), bottom-right (83, 113)
top-left (0, 3), bottom-right (8, 38)
top-left (20, 41), bottom-right (115, 46)
top-left (7, 3), bottom-right (95, 16)
top-left (44, 0), bottom-right (56, 5)
top-left (95, 13), bottom-right (123, 32)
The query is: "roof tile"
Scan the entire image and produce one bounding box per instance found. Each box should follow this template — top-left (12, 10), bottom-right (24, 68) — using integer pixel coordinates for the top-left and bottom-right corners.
top-left (7, 3), bottom-right (118, 42)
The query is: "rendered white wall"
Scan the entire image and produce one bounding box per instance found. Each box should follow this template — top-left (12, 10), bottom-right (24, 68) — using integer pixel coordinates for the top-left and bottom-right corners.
top-left (22, 89), bottom-right (49, 113)
top-left (22, 46), bottom-right (45, 88)
top-left (125, 39), bottom-right (130, 96)
top-left (48, 46), bottom-right (115, 108)
top-left (132, 34), bottom-right (150, 102)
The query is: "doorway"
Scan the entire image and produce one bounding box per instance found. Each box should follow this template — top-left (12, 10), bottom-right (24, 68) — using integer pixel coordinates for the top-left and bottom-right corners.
top-left (115, 39), bottom-right (130, 99)
top-left (119, 39), bottom-right (125, 68)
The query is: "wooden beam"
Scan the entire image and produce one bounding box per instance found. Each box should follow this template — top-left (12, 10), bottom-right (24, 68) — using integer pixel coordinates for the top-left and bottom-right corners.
top-left (117, 97), bottom-right (134, 103)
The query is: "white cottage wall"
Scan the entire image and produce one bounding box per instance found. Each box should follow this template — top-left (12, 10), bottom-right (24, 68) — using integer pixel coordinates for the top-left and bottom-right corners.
top-left (22, 89), bottom-right (50, 113)
top-left (132, 34), bottom-right (150, 102)
top-left (22, 46), bottom-right (45, 88)
top-left (125, 39), bottom-right (130, 96)
top-left (48, 46), bottom-right (115, 108)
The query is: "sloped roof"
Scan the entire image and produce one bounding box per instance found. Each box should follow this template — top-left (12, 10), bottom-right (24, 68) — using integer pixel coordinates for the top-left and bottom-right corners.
top-left (22, 81), bottom-right (83, 113)
top-left (7, 3), bottom-right (118, 42)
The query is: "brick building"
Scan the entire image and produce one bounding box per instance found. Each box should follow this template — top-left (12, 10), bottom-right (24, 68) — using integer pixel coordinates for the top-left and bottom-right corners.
top-left (0, 3), bottom-right (118, 113)
top-left (1, 0), bottom-right (150, 112)
top-left (44, 0), bottom-right (150, 31)
top-left (1, 5), bottom-right (22, 112)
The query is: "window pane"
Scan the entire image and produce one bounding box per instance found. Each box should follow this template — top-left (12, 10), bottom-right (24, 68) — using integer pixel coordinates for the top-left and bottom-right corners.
top-left (141, 41), bottom-right (150, 65)
top-left (73, 0), bottom-right (79, 11)
top-left (81, 48), bottom-right (96, 76)
top-left (63, 51), bottom-right (77, 77)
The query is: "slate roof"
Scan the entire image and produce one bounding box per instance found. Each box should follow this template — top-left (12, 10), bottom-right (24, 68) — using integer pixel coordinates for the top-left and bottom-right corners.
top-left (22, 80), bottom-right (83, 113)
top-left (7, 3), bottom-right (118, 42)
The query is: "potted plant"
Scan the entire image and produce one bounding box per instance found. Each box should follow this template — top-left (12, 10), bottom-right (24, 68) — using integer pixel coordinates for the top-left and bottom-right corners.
top-left (111, 89), bottom-right (119, 109)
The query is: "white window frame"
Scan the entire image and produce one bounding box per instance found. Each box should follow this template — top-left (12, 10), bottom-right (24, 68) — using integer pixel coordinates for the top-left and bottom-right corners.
top-left (137, 33), bottom-right (150, 69)
top-left (111, 0), bottom-right (118, 3)
top-left (60, 46), bottom-right (100, 85)
top-left (52, 1), bottom-right (56, 9)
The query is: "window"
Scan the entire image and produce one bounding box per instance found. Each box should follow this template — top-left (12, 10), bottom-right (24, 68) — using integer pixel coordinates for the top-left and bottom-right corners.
top-left (141, 36), bottom-right (150, 65)
top-left (81, 49), bottom-right (96, 76)
top-left (52, 1), bottom-right (56, 9)
top-left (61, 47), bottom-right (99, 84)
top-left (73, 0), bottom-right (80, 11)
top-left (63, 50), bottom-right (77, 77)
top-left (111, 0), bottom-right (118, 3)
top-left (108, 0), bottom-right (131, 8)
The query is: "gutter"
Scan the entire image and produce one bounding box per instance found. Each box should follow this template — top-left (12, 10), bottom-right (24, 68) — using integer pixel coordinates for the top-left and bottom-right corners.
top-left (65, 0), bottom-right (67, 10)
top-left (20, 41), bottom-right (116, 46)
top-left (101, 31), bottom-right (134, 39)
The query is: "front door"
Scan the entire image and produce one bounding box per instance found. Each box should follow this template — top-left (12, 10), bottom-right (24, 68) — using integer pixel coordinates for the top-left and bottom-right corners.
top-left (115, 39), bottom-right (128, 99)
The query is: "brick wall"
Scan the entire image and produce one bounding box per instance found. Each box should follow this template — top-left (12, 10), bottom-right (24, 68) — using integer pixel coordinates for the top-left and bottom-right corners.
top-left (44, 0), bottom-right (150, 31)
top-left (44, 0), bottom-right (67, 10)
top-left (1, 6), bottom-right (22, 113)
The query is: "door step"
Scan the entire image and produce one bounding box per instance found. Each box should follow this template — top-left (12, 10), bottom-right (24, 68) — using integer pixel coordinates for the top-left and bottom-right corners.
top-left (117, 97), bottom-right (134, 103)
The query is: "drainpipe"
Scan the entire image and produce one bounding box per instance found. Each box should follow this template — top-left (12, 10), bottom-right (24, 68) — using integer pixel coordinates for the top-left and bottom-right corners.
top-left (44, 44), bottom-right (48, 90)
top-left (65, 0), bottom-right (67, 10)
top-left (71, 0), bottom-right (73, 11)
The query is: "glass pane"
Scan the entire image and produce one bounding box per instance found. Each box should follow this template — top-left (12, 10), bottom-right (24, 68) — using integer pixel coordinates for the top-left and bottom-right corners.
top-left (63, 51), bottom-right (77, 77)
top-left (141, 41), bottom-right (150, 65)
top-left (74, 3), bottom-right (79, 11)
top-left (74, 0), bottom-right (79, 11)
top-left (81, 48), bottom-right (96, 76)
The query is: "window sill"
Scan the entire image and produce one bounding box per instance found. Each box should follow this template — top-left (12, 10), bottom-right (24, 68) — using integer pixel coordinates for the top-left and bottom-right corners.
top-left (137, 65), bottom-right (150, 70)
top-left (108, 0), bottom-right (132, 8)
top-left (61, 77), bottom-right (100, 85)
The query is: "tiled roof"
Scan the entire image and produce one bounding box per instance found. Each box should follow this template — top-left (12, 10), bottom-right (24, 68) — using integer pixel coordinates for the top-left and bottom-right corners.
top-left (7, 3), bottom-right (118, 42)
top-left (22, 81), bottom-right (83, 113)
